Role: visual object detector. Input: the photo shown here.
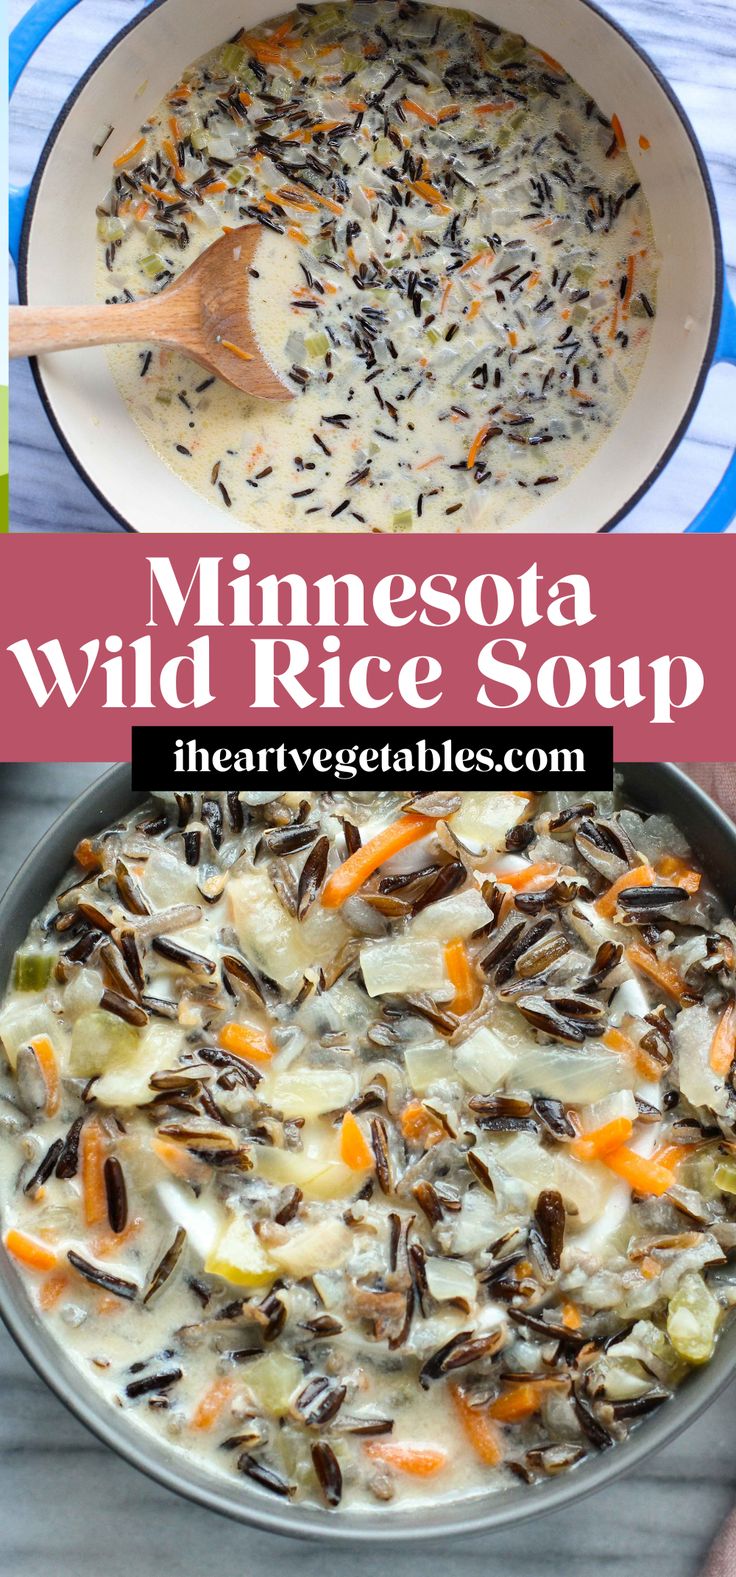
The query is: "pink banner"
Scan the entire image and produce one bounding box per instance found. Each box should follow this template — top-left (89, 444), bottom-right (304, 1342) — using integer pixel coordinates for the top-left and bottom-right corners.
top-left (1, 533), bottom-right (732, 762)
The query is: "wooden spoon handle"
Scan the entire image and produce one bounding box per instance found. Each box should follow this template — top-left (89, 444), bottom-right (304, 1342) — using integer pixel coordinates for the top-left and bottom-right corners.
top-left (9, 298), bottom-right (191, 358)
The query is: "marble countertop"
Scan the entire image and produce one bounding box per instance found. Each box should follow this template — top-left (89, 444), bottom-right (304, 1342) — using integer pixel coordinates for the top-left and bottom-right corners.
top-left (8, 0), bottom-right (736, 534)
top-left (0, 760), bottom-right (735, 1576)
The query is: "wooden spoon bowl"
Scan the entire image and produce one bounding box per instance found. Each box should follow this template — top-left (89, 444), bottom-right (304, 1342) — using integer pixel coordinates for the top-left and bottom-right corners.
top-left (9, 225), bottom-right (292, 401)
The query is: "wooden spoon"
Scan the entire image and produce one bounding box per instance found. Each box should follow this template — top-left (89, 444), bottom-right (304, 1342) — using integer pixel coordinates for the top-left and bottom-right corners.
top-left (9, 224), bottom-right (292, 401)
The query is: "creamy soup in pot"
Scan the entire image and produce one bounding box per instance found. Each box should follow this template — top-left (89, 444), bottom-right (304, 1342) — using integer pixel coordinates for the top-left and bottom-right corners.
top-left (1, 788), bottom-right (736, 1514)
top-left (96, 1), bottom-right (658, 532)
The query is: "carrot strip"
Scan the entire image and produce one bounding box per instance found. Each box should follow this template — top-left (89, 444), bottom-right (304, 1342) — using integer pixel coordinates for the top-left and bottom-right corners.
top-left (5, 1228), bottom-right (57, 1272)
top-left (191, 1376), bottom-right (235, 1430)
top-left (29, 1034), bottom-right (61, 1117)
top-left (322, 813), bottom-right (436, 908)
top-left (39, 1269), bottom-right (71, 1309)
top-left (596, 865), bottom-right (652, 918)
top-left (467, 421), bottom-right (496, 469)
top-left (499, 860), bottom-right (559, 893)
top-left (710, 1003), bottom-right (736, 1078)
top-left (408, 178), bottom-right (449, 209)
top-left (603, 1025), bottom-right (663, 1084)
top-left (415, 453), bottom-right (444, 472)
top-left (451, 1385), bottom-right (503, 1465)
top-left (219, 1021), bottom-right (274, 1062)
top-left (625, 942), bottom-right (688, 1002)
top-left (400, 1100), bottom-right (445, 1148)
top-left (571, 1116), bottom-right (633, 1162)
top-left (445, 939), bottom-right (480, 1016)
top-left (475, 100), bottom-right (515, 114)
top-left (113, 137), bottom-right (145, 168)
top-left (603, 1145), bottom-right (673, 1196)
top-left (657, 856), bottom-right (701, 895)
top-left (561, 1301), bottom-right (581, 1330)
top-left (402, 97), bottom-right (438, 126)
top-left (81, 1118), bottom-right (108, 1227)
top-left (651, 1142), bottom-right (697, 1173)
top-left (364, 1441), bottom-right (447, 1476)
top-left (220, 339), bottom-right (254, 362)
top-left (489, 1382), bottom-right (548, 1423)
top-left (611, 113), bottom-right (626, 150)
top-left (141, 182), bottom-right (181, 204)
top-left (151, 1136), bottom-right (211, 1184)
top-left (535, 48), bottom-right (565, 73)
top-left (340, 1111), bottom-right (374, 1171)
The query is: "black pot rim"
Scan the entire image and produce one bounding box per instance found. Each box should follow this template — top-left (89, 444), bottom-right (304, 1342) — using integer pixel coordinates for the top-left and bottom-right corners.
top-left (16, 0), bottom-right (724, 537)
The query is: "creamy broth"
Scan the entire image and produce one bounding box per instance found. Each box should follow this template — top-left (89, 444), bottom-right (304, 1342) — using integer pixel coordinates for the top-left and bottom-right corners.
top-left (2, 788), bottom-right (736, 1516)
top-left (97, 2), bottom-right (658, 532)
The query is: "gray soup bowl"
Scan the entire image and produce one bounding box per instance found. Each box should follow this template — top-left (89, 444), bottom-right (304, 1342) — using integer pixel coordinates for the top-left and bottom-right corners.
top-left (0, 761), bottom-right (735, 1543)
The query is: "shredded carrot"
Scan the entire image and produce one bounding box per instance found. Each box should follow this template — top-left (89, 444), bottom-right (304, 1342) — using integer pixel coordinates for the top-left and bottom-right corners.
top-left (220, 339), bottom-right (254, 362)
top-left (458, 250), bottom-right (492, 275)
top-left (5, 1228), bottom-right (57, 1272)
top-left (596, 864), bottom-right (653, 917)
top-left (81, 1117), bottom-right (108, 1227)
top-left (603, 1145), bottom-right (673, 1196)
top-left (141, 182), bottom-right (180, 204)
top-left (611, 113), bottom-right (626, 150)
top-left (437, 103), bottom-right (461, 122)
top-left (39, 1269), bottom-right (71, 1310)
top-left (651, 1141), bottom-right (697, 1173)
top-left (467, 299), bottom-right (482, 321)
top-left (710, 1003), bottom-right (736, 1078)
top-left (499, 860), bottom-right (559, 893)
top-left (451, 1385), bottom-right (503, 1465)
top-left (622, 253), bottom-right (636, 313)
top-left (489, 1382), bottom-right (548, 1423)
top-left (508, 330), bottom-right (518, 349)
top-left (364, 1441), bottom-right (447, 1476)
top-left (626, 941), bottom-right (688, 1002)
top-left (603, 1025), bottom-right (663, 1084)
top-left (415, 453), bottom-right (444, 472)
top-left (162, 138), bottom-right (185, 182)
top-left (408, 178), bottom-right (449, 209)
top-left (571, 1116), bottom-right (633, 1162)
top-left (400, 1100), bottom-right (445, 1148)
top-left (91, 1217), bottom-right (142, 1259)
top-left (561, 1301), bottom-right (581, 1330)
top-left (204, 179), bottom-right (228, 195)
top-left (151, 1136), bottom-right (211, 1184)
top-left (219, 1021), bottom-right (274, 1062)
top-left (445, 939), bottom-right (479, 1016)
top-left (535, 48), bottom-right (565, 73)
top-left (29, 1034), bottom-right (60, 1117)
top-left (340, 1111), bottom-right (374, 1171)
top-left (191, 1376), bottom-right (235, 1430)
top-left (322, 812), bottom-right (435, 908)
top-left (74, 838), bottom-right (102, 870)
top-left (113, 137), bottom-right (145, 168)
top-left (467, 421), bottom-right (495, 469)
top-left (658, 856), bottom-right (701, 895)
top-left (402, 97), bottom-right (438, 126)
top-left (475, 100), bottom-right (515, 114)
top-left (639, 134), bottom-right (651, 151)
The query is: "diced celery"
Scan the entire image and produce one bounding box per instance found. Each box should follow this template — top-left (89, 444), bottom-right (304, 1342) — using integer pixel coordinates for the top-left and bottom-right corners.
top-left (425, 328), bottom-right (440, 345)
top-left (305, 330), bottom-right (330, 358)
top-left (140, 252), bottom-right (165, 278)
top-left (97, 215), bottom-right (125, 243)
top-left (714, 1160), bottom-right (736, 1195)
top-left (70, 1009), bottom-right (139, 1077)
top-left (244, 1352), bottom-right (303, 1415)
top-left (269, 76), bottom-right (292, 101)
top-left (12, 952), bottom-right (54, 992)
top-left (572, 304), bottom-right (589, 325)
top-left (155, 390), bottom-right (173, 405)
top-left (221, 42), bottom-right (247, 75)
top-left (392, 508), bottom-right (413, 532)
top-left (190, 129), bottom-right (209, 151)
top-left (226, 164), bottom-right (248, 187)
top-left (667, 1274), bottom-right (719, 1364)
top-left (374, 137), bottom-right (394, 168)
top-left (574, 264), bottom-right (593, 283)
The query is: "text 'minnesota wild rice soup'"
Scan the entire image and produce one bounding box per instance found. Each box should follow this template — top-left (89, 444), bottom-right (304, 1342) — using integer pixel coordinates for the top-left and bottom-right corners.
top-left (2, 787), bottom-right (736, 1515)
top-left (96, 1), bottom-right (658, 532)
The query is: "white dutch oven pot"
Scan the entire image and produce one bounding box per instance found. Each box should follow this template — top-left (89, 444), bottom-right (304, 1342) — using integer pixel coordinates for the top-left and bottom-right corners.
top-left (9, 0), bottom-right (736, 534)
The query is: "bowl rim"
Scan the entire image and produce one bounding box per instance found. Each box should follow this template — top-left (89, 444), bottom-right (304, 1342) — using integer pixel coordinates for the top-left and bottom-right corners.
top-left (16, 0), bottom-right (724, 538)
top-left (1, 762), bottom-right (736, 1543)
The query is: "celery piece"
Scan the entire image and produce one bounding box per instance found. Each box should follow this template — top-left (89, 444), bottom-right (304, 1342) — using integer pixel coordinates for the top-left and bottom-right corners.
top-left (12, 952), bottom-right (54, 993)
top-left (140, 252), bottom-right (165, 278)
top-left (70, 1009), bottom-right (139, 1077)
top-left (227, 165), bottom-right (249, 187)
top-left (190, 129), bottom-right (209, 151)
top-left (97, 215), bottom-right (125, 243)
top-left (305, 331), bottom-right (330, 358)
top-left (155, 390), bottom-right (173, 406)
top-left (392, 509), bottom-right (413, 532)
top-left (574, 263), bottom-right (594, 284)
top-left (221, 42), bottom-right (247, 75)
top-left (667, 1274), bottom-right (719, 1364)
top-left (572, 304), bottom-right (589, 325)
top-left (374, 137), bottom-right (394, 168)
top-left (714, 1160), bottom-right (736, 1195)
